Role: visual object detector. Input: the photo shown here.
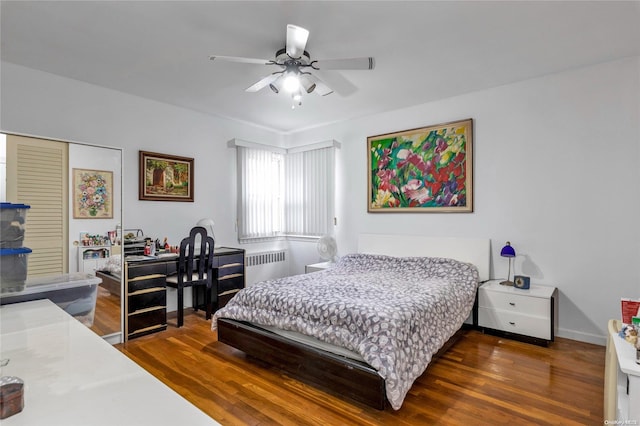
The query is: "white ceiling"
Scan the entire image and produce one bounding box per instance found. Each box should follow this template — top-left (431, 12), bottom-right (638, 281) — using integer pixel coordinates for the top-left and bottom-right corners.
top-left (2, 1), bottom-right (639, 133)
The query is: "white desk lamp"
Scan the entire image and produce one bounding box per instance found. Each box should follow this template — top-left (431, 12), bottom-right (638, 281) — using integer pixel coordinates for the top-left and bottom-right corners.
top-left (196, 218), bottom-right (216, 242)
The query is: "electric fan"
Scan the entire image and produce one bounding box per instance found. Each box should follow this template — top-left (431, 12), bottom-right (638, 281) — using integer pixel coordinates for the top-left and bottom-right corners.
top-left (317, 235), bottom-right (338, 263)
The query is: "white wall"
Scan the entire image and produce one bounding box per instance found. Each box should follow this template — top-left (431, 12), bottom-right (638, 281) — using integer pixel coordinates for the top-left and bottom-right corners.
top-left (1, 62), bottom-right (282, 249)
top-left (3, 57), bottom-right (640, 344)
top-left (287, 57), bottom-right (640, 344)
top-left (1, 62), bottom-right (282, 312)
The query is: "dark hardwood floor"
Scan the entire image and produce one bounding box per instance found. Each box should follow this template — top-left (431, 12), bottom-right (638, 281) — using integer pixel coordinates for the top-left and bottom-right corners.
top-left (116, 311), bottom-right (605, 425)
top-left (89, 285), bottom-right (120, 336)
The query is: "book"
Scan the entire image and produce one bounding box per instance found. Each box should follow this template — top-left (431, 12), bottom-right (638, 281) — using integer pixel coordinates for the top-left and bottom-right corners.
top-left (621, 298), bottom-right (640, 324)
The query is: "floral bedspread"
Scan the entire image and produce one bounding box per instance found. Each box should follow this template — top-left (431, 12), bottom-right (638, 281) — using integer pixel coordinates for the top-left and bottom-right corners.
top-left (213, 253), bottom-right (479, 410)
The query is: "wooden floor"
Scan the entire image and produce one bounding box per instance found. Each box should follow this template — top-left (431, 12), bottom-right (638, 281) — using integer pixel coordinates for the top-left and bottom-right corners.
top-left (116, 312), bottom-right (605, 425)
top-left (89, 285), bottom-right (120, 336)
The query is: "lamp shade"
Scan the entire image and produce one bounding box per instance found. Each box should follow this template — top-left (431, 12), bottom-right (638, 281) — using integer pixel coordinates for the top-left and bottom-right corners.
top-left (196, 218), bottom-right (215, 238)
top-left (500, 241), bottom-right (516, 258)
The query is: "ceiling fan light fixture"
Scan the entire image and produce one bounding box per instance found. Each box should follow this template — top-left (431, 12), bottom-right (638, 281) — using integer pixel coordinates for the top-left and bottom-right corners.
top-left (283, 73), bottom-right (300, 92)
top-left (299, 75), bottom-right (316, 94)
top-left (269, 76), bottom-right (283, 94)
top-left (291, 91), bottom-right (303, 109)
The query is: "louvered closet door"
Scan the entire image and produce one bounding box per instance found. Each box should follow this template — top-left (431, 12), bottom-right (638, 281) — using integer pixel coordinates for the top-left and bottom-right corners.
top-left (6, 135), bottom-right (69, 276)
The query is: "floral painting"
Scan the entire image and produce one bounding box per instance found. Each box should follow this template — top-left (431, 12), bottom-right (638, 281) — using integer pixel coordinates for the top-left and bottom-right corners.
top-left (368, 119), bottom-right (473, 212)
top-left (139, 151), bottom-right (194, 202)
top-left (73, 169), bottom-right (113, 218)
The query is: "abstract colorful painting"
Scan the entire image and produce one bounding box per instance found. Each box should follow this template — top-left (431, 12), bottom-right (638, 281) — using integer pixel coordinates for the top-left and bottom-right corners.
top-left (368, 119), bottom-right (473, 212)
top-left (73, 169), bottom-right (114, 218)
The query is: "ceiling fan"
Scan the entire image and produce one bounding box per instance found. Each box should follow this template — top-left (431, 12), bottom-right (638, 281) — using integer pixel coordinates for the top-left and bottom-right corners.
top-left (210, 24), bottom-right (375, 108)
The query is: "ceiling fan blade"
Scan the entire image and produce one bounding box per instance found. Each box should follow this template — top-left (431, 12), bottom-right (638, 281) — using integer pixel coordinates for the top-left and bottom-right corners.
top-left (245, 73), bottom-right (281, 92)
top-left (286, 24), bottom-right (309, 59)
top-left (305, 74), bottom-right (334, 96)
top-left (314, 57), bottom-right (375, 70)
top-left (209, 55), bottom-right (272, 65)
top-left (313, 70), bottom-right (357, 96)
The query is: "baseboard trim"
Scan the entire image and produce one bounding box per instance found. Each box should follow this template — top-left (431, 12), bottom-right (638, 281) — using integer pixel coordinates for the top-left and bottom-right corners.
top-left (557, 328), bottom-right (606, 346)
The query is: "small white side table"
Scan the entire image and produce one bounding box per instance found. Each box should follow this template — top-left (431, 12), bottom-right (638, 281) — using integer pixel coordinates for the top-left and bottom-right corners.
top-left (305, 261), bottom-right (333, 273)
top-left (611, 329), bottom-right (640, 421)
top-left (478, 279), bottom-right (557, 345)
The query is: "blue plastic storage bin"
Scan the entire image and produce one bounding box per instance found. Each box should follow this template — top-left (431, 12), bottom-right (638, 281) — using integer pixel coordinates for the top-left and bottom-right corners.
top-left (0, 273), bottom-right (101, 327)
top-left (0, 247), bottom-right (32, 293)
top-left (0, 203), bottom-right (30, 248)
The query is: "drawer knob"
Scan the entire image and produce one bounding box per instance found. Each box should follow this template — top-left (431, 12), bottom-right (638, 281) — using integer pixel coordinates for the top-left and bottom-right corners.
top-left (509, 321), bottom-right (516, 326)
top-left (509, 302), bottom-right (516, 306)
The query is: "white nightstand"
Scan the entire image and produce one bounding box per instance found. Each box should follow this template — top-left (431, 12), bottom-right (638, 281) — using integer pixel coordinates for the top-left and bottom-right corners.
top-left (305, 261), bottom-right (334, 273)
top-left (610, 322), bottom-right (640, 422)
top-left (477, 279), bottom-right (557, 346)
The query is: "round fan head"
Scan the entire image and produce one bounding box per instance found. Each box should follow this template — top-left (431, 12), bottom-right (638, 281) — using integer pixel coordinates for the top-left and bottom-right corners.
top-left (317, 235), bottom-right (337, 262)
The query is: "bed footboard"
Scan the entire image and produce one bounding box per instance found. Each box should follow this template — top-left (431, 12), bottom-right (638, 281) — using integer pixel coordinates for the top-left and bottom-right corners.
top-left (217, 318), bottom-right (387, 410)
top-left (95, 271), bottom-right (121, 298)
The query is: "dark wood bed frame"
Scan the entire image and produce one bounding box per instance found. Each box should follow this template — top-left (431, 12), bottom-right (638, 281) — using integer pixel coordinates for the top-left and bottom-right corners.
top-left (217, 317), bottom-right (469, 410)
top-left (95, 270), bottom-right (121, 297)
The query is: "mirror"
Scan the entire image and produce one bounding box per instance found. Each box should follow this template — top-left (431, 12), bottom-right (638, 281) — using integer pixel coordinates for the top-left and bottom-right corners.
top-left (1, 132), bottom-right (123, 341)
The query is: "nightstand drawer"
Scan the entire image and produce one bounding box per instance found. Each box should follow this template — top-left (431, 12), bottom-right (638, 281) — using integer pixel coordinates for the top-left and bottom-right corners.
top-left (478, 307), bottom-right (551, 340)
top-left (217, 262), bottom-right (244, 277)
top-left (478, 289), bottom-right (550, 318)
top-left (216, 254), bottom-right (245, 268)
top-left (128, 274), bottom-right (166, 293)
top-left (218, 274), bottom-right (244, 294)
top-left (218, 289), bottom-right (240, 309)
top-left (128, 288), bottom-right (166, 313)
top-left (128, 307), bottom-right (166, 335)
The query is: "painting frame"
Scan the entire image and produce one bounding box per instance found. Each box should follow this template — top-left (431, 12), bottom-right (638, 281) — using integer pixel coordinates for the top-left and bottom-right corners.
top-left (139, 151), bottom-right (194, 202)
top-left (367, 118), bottom-right (473, 213)
top-left (73, 168), bottom-right (114, 219)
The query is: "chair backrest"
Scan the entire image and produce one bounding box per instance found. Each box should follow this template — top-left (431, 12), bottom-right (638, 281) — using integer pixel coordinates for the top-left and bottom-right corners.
top-left (176, 226), bottom-right (215, 287)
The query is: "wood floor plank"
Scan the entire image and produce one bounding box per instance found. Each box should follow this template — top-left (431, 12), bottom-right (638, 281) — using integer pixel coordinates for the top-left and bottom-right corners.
top-left (116, 311), bottom-right (605, 425)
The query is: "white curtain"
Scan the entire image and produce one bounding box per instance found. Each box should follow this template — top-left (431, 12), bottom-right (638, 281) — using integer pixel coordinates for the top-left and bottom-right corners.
top-left (237, 147), bottom-right (284, 240)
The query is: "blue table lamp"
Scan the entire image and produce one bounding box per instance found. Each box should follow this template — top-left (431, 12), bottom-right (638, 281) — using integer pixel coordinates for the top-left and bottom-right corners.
top-left (500, 241), bottom-right (516, 286)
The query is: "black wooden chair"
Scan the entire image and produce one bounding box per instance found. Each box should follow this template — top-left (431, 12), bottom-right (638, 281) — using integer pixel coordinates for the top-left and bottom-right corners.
top-left (166, 226), bottom-right (215, 327)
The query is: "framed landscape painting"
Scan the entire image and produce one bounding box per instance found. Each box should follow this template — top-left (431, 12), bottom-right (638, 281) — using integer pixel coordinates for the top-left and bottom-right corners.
top-left (368, 119), bottom-right (473, 213)
top-left (73, 168), bottom-right (114, 218)
top-left (139, 151), bottom-right (194, 202)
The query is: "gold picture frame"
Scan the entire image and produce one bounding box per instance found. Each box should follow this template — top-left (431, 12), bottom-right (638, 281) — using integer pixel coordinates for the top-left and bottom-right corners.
top-left (139, 151), bottom-right (194, 202)
top-left (73, 168), bottom-right (114, 219)
top-left (367, 118), bottom-right (473, 213)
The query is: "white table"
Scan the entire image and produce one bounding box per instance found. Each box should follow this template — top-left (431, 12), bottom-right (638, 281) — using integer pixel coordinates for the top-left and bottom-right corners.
top-left (0, 299), bottom-right (218, 425)
top-left (611, 329), bottom-right (640, 421)
top-left (478, 280), bottom-right (557, 344)
top-left (304, 261), bottom-right (334, 273)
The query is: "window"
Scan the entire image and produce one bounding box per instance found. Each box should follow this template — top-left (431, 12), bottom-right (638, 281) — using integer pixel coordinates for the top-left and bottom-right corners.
top-left (235, 140), bottom-right (337, 242)
top-left (236, 146), bottom-right (284, 240)
top-left (284, 147), bottom-right (334, 237)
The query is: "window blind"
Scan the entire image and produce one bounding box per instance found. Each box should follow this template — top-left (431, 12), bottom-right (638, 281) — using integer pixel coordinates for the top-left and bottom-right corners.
top-left (236, 143), bottom-right (336, 241)
top-left (237, 146), bottom-right (284, 240)
top-left (284, 147), bottom-right (334, 236)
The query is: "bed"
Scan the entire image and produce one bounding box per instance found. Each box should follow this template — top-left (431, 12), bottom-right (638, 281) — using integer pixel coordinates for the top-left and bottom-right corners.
top-left (95, 254), bottom-right (122, 297)
top-left (213, 234), bottom-right (490, 410)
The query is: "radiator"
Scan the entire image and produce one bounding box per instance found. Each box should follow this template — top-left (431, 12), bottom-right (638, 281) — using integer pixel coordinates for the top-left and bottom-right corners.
top-left (245, 249), bottom-right (289, 285)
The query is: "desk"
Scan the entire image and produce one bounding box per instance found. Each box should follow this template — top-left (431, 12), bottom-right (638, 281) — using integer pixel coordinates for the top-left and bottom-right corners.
top-left (125, 247), bottom-right (245, 340)
top-left (0, 300), bottom-right (218, 425)
top-left (610, 327), bottom-right (640, 421)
